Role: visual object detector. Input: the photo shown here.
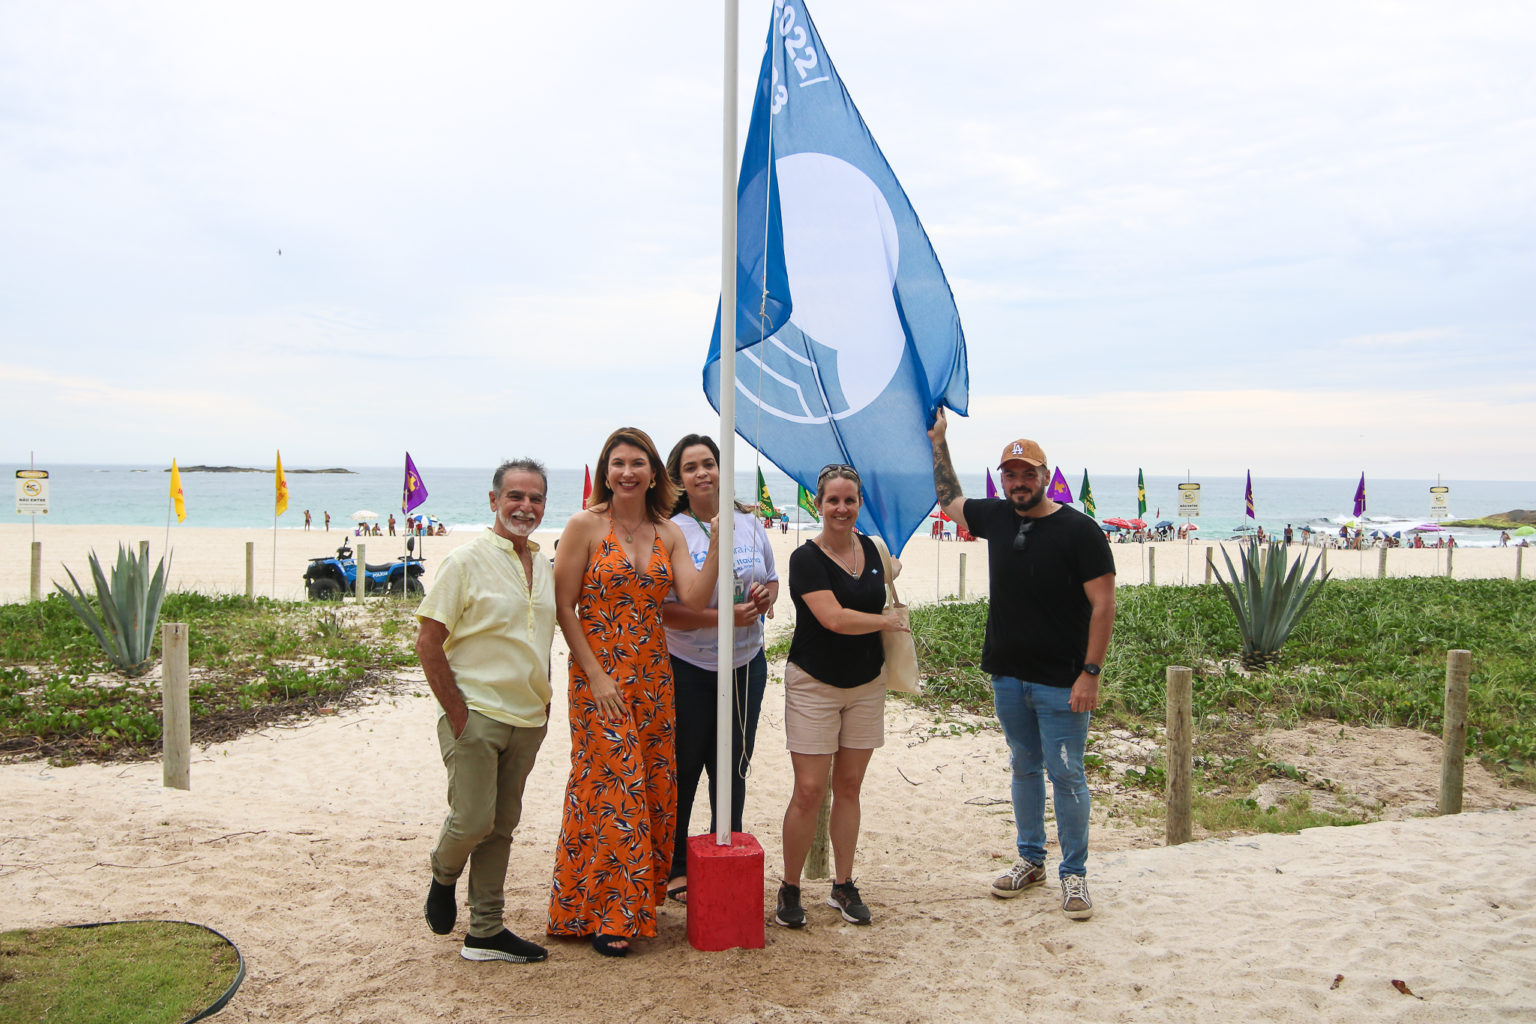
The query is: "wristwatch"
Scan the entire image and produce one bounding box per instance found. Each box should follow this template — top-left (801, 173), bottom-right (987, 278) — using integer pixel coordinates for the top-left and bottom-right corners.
top-left (1082, 663), bottom-right (1102, 677)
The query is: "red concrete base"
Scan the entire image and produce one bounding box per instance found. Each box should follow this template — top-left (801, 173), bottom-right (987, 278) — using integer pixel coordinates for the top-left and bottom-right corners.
top-left (685, 831), bottom-right (766, 951)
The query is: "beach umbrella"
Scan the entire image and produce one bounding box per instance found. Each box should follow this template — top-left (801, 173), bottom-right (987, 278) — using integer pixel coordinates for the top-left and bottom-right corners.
top-left (1103, 517), bottom-right (1133, 529)
top-left (1513, 525), bottom-right (1535, 536)
top-left (1128, 518), bottom-right (1147, 529)
top-left (1155, 520), bottom-right (1173, 529)
top-left (351, 510), bottom-right (379, 521)
top-left (1233, 524), bottom-right (1255, 532)
top-left (1102, 523), bottom-right (1121, 532)
top-left (1184, 523), bottom-right (1199, 531)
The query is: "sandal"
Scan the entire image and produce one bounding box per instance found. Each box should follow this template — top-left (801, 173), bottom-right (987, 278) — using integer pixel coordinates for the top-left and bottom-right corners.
top-left (591, 933), bottom-right (629, 958)
top-left (667, 883), bottom-right (688, 905)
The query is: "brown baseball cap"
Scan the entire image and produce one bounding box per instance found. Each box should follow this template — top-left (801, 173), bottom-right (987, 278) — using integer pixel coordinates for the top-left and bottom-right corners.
top-left (998, 439), bottom-right (1048, 468)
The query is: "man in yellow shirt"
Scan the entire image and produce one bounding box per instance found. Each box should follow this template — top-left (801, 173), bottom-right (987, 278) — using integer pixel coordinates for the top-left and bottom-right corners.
top-left (416, 459), bottom-right (556, 964)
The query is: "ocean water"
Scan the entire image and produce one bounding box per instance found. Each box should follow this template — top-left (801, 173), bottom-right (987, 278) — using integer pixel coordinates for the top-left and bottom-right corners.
top-left (10, 463), bottom-right (1533, 548)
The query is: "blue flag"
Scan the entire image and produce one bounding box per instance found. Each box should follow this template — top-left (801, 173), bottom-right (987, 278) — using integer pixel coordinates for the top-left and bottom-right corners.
top-left (703, 0), bottom-right (968, 554)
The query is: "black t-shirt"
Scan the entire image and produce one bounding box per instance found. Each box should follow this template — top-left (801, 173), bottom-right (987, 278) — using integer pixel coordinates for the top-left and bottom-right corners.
top-left (787, 534), bottom-right (887, 688)
top-left (965, 499), bottom-right (1115, 687)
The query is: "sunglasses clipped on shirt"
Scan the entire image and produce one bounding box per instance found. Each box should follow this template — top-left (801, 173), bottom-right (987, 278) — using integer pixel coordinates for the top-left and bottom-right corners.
top-left (1013, 519), bottom-right (1034, 552)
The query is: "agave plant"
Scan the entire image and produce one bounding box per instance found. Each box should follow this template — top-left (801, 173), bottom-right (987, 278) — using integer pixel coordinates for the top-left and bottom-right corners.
top-left (55, 545), bottom-right (172, 677)
top-left (1211, 538), bottom-right (1329, 670)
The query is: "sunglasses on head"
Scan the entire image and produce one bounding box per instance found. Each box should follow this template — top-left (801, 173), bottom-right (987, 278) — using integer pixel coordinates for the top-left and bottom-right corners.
top-left (818, 463), bottom-right (860, 483)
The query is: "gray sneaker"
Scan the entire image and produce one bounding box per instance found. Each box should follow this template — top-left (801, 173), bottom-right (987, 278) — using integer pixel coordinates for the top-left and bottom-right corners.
top-left (991, 859), bottom-right (1046, 899)
top-left (774, 882), bottom-right (806, 929)
top-left (1061, 874), bottom-right (1093, 920)
top-left (827, 880), bottom-right (872, 925)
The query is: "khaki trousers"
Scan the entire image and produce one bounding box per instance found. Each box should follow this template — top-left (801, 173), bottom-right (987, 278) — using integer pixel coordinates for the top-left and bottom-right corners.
top-left (431, 710), bottom-right (547, 937)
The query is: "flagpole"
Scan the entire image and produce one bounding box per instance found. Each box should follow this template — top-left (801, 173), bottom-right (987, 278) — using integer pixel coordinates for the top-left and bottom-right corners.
top-left (714, 0), bottom-right (739, 848)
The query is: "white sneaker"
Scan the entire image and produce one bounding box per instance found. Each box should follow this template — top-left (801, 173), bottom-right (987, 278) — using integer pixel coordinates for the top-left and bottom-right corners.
top-left (1060, 874), bottom-right (1093, 920)
top-left (990, 859), bottom-right (1046, 899)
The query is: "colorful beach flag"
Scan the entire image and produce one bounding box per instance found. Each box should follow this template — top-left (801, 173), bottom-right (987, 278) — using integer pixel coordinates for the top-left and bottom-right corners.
top-left (756, 468), bottom-right (775, 519)
top-left (985, 468), bottom-right (998, 500)
top-left (403, 453), bottom-right (429, 514)
top-left (702, 0), bottom-right (968, 554)
top-left (1245, 471), bottom-right (1256, 520)
top-left (581, 465), bottom-right (592, 509)
top-left (274, 451), bottom-right (289, 518)
top-left (1047, 466), bottom-right (1073, 503)
top-left (1353, 473), bottom-right (1367, 517)
top-left (169, 459), bottom-right (186, 523)
top-left (1137, 469), bottom-right (1147, 518)
top-left (1080, 470), bottom-right (1095, 517)
top-left (797, 484), bottom-right (819, 521)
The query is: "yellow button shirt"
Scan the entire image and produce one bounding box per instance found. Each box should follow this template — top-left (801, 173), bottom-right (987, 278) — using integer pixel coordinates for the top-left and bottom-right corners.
top-left (415, 529), bottom-right (555, 728)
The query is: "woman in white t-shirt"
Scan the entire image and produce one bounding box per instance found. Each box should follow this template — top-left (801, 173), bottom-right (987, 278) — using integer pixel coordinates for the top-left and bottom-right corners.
top-left (660, 434), bottom-right (778, 904)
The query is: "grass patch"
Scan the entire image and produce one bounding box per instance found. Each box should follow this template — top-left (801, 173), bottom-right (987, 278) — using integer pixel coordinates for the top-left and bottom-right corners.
top-left (905, 577), bottom-right (1536, 781)
top-left (0, 922), bottom-right (240, 1024)
top-left (0, 593), bottom-right (420, 764)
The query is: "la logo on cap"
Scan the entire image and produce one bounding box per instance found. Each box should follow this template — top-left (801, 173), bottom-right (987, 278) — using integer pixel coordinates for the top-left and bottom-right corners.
top-left (1011, 443), bottom-right (1024, 456)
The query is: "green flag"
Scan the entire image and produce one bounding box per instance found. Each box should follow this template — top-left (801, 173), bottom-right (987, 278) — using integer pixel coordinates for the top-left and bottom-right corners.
top-left (756, 467), bottom-right (775, 519)
top-left (1080, 470), bottom-right (1096, 518)
top-left (1137, 468), bottom-right (1147, 517)
top-left (797, 484), bottom-right (820, 521)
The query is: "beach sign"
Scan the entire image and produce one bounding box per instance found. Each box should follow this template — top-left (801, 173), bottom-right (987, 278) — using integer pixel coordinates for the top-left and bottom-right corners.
top-left (1430, 485), bottom-right (1450, 520)
top-left (1177, 481), bottom-right (1201, 517)
top-left (15, 469), bottom-right (48, 515)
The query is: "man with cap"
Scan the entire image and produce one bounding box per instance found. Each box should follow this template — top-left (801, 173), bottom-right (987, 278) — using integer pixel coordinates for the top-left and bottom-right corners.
top-left (928, 410), bottom-right (1115, 920)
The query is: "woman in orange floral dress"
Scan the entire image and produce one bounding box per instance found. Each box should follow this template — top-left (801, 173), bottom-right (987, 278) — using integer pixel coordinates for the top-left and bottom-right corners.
top-left (547, 427), bottom-right (720, 957)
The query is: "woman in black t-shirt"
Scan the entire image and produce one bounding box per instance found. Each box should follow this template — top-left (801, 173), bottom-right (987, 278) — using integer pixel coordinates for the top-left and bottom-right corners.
top-left (773, 465), bottom-right (906, 930)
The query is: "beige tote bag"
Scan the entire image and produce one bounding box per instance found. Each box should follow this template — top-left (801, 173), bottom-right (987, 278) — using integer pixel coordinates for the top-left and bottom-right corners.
top-left (869, 536), bottom-right (921, 694)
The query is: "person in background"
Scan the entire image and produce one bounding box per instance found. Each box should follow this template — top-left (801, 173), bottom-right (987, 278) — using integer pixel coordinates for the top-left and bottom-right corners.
top-left (929, 411), bottom-right (1115, 921)
top-left (547, 427), bottom-right (720, 958)
top-left (660, 434), bottom-right (778, 905)
top-left (774, 464), bottom-right (907, 930)
top-left (416, 459), bottom-right (555, 965)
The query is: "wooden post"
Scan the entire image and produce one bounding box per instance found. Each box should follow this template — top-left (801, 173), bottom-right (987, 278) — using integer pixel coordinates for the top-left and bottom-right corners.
top-left (804, 767), bottom-right (833, 880)
top-left (1518, 546), bottom-right (1524, 581)
top-left (162, 623), bottom-right (191, 790)
top-left (958, 552), bottom-right (967, 600)
top-left (244, 542), bottom-right (254, 599)
top-left (1321, 548), bottom-right (1328, 575)
top-left (1147, 546), bottom-right (1157, 586)
top-left (1445, 546), bottom-right (1454, 579)
top-left (139, 540), bottom-right (150, 563)
top-left (355, 542), bottom-right (367, 600)
top-left (1165, 666), bottom-right (1194, 845)
top-left (30, 541), bottom-right (42, 602)
top-left (1378, 546), bottom-right (1388, 579)
top-left (1438, 649), bottom-right (1471, 815)
top-left (1204, 546), bottom-right (1213, 584)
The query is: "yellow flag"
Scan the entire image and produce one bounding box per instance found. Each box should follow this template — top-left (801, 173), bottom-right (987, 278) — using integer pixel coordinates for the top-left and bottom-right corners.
top-left (275, 450), bottom-right (289, 517)
top-left (170, 459), bottom-right (186, 523)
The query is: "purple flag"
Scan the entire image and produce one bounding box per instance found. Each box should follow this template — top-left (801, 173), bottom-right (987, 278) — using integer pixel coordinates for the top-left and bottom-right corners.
top-left (1245, 471), bottom-right (1256, 520)
top-left (403, 453), bottom-right (429, 514)
top-left (985, 468), bottom-right (998, 499)
top-left (1047, 466), bottom-right (1074, 503)
top-left (1352, 473), bottom-right (1366, 517)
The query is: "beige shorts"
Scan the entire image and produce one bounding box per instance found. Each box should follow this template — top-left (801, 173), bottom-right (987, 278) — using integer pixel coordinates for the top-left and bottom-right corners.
top-left (783, 662), bottom-right (886, 755)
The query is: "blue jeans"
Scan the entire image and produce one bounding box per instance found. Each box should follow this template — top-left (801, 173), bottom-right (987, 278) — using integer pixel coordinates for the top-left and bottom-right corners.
top-left (991, 676), bottom-right (1091, 878)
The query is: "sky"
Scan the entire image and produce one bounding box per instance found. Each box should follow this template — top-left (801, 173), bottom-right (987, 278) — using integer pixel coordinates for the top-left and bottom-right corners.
top-left (3, 1), bottom-right (1533, 483)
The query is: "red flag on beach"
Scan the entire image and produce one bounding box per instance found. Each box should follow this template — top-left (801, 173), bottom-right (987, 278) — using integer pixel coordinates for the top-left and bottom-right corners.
top-left (582, 465), bottom-right (592, 509)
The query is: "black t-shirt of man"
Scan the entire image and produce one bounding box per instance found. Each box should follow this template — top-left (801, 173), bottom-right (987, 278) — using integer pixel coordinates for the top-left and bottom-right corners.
top-left (787, 534), bottom-right (887, 688)
top-left (965, 499), bottom-right (1115, 687)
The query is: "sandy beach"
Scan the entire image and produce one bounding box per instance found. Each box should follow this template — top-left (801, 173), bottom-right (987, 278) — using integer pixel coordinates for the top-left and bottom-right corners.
top-left (3, 521), bottom-right (1535, 1021)
top-left (3, 522), bottom-right (1529, 608)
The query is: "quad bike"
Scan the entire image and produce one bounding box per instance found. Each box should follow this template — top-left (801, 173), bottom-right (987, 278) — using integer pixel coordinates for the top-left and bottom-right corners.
top-left (304, 537), bottom-right (425, 599)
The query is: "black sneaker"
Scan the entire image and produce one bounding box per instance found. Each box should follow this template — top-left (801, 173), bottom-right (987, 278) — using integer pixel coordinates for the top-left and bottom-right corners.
top-left (827, 880), bottom-right (872, 925)
top-left (424, 878), bottom-right (456, 935)
top-left (460, 929), bottom-right (549, 964)
top-left (774, 882), bottom-right (806, 929)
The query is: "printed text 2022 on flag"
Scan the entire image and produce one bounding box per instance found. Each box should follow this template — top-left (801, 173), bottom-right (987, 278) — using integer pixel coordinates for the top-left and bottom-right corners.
top-left (703, 0), bottom-right (968, 554)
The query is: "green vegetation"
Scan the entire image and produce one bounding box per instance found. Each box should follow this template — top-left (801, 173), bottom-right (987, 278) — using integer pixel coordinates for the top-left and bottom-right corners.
top-left (1211, 538), bottom-right (1329, 669)
top-left (0, 593), bottom-right (418, 763)
top-left (54, 546), bottom-right (171, 677)
top-left (908, 577), bottom-right (1536, 787)
top-left (0, 922), bottom-right (240, 1024)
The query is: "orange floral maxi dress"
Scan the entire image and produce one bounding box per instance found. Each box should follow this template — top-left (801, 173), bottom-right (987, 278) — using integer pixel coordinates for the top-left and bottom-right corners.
top-left (548, 529), bottom-right (678, 940)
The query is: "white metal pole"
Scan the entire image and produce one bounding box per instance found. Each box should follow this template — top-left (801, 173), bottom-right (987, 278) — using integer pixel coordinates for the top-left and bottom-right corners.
top-left (714, 0), bottom-right (739, 847)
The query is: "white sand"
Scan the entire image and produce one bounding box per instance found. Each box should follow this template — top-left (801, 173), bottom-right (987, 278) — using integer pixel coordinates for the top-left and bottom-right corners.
top-left (4, 522), bottom-right (1535, 1021)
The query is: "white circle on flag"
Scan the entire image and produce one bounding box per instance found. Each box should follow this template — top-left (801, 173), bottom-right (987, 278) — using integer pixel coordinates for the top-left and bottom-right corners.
top-left (738, 153), bottom-right (905, 424)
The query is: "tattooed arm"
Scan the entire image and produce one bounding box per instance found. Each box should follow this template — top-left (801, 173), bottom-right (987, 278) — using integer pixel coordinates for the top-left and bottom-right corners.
top-left (928, 408), bottom-right (970, 534)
